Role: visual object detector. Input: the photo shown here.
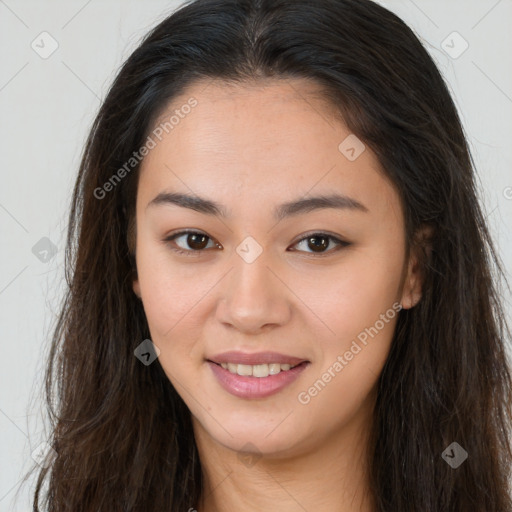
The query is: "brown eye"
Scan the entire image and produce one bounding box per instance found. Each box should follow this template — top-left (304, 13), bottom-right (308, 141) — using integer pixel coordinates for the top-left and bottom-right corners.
top-left (183, 233), bottom-right (209, 250)
top-left (164, 230), bottom-right (219, 256)
top-left (292, 232), bottom-right (349, 255)
top-left (306, 235), bottom-right (329, 252)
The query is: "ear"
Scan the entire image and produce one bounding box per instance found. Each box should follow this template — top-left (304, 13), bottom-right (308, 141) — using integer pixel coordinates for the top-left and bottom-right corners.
top-left (133, 278), bottom-right (141, 299)
top-left (400, 224), bottom-right (434, 310)
top-left (126, 213), bottom-right (141, 299)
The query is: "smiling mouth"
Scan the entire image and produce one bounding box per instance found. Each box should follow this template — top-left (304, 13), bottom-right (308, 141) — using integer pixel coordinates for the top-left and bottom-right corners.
top-left (207, 360), bottom-right (309, 378)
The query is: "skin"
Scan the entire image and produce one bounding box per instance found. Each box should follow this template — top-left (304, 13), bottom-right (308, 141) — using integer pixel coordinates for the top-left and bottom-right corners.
top-left (132, 78), bottom-right (429, 512)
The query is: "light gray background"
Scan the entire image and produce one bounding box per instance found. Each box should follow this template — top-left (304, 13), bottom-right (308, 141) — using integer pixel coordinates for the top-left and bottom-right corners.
top-left (1, 0), bottom-right (511, 510)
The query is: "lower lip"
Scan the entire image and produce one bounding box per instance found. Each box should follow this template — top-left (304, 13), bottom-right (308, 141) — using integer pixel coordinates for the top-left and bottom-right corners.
top-left (207, 361), bottom-right (310, 399)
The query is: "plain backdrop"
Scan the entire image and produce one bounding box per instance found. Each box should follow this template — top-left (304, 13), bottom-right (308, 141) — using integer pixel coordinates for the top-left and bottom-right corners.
top-left (0, 0), bottom-right (511, 510)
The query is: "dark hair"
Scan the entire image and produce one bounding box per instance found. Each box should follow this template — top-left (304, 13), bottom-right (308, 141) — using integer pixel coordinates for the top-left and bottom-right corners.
top-left (21, 0), bottom-right (512, 510)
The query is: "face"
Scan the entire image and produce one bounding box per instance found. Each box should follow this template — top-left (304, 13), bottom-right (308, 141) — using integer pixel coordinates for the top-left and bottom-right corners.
top-left (132, 78), bottom-right (425, 458)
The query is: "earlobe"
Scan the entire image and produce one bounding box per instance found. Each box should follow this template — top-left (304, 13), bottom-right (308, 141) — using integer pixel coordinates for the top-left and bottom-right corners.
top-left (400, 260), bottom-right (422, 310)
top-left (400, 224), bottom-right (434, 310)
top-left (400, 274), bottom-right (422, 309)
top-left (133, 279), bottom-right (141, 299)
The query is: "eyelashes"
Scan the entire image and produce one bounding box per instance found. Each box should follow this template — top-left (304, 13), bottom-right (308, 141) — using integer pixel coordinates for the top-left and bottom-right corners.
top-left (163, 229), bottom-right (350, 258)
top-left (164, 230), bottom-right (219, 256)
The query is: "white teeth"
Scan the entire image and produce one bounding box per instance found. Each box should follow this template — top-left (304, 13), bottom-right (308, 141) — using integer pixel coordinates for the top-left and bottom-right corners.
top-left (268, 363), bottom-right (281, 375)
top-left (219, 362), bottom-right (298, 377)
top-left (237, 364), bottom-right (253, 376)
top-left (252, 364), bottom-right (268, 377)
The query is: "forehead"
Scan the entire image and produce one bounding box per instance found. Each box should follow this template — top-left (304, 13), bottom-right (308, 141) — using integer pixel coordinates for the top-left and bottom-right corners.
top-left (138, 78), bottom-right (402, 225)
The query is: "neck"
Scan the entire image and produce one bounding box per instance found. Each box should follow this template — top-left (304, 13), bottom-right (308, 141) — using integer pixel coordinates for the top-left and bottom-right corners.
top-left (193, 394), bottom-right (377, 512)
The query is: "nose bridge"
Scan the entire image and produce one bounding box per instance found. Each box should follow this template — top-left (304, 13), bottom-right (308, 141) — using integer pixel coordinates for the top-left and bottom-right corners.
top-left (216, 240), bottom-right (290, 331)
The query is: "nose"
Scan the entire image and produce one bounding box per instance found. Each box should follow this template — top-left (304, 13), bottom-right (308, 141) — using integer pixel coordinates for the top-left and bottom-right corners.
top-left (215, 249), bottom-right (292, 334)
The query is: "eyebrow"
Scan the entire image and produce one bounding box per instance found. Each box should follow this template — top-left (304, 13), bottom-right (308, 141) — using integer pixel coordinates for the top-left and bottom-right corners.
top-left (146, 191), bottom-right (369, 220)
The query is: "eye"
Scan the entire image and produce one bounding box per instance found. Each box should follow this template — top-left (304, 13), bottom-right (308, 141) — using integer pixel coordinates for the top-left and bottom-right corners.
top-left (163, 230), bottom-right (220, 257)
top-left (290, 232), bottom-right (350, 256)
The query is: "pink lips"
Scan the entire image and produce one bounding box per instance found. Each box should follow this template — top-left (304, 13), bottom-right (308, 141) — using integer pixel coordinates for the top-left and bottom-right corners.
top-left (206, 351), bottom-right (310, 399)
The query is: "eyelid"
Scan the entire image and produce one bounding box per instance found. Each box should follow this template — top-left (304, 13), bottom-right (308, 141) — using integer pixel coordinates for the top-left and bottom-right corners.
top-left (289, 230), bottom-right (350, 257)
top-left (163, 229), bottom-right (350, 257)
top-left (163, 229), bottom-right (220, 257)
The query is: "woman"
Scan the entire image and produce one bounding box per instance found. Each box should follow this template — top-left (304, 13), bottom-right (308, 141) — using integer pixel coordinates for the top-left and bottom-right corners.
top-left (26, 0), bottom-right (512, 510)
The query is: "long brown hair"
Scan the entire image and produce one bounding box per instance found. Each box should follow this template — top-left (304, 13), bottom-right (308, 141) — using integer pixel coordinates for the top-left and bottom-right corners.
top-left (21, 0), bottom-right (512, 510)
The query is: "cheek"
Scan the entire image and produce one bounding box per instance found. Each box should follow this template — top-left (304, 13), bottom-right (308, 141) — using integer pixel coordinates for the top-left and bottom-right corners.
top-left (292, 245), bottom-right (402, 401)
top-left (295, 277), bottom-right (399, 434)
top-left (138, 266), bottom-right (202, 386)
top-left (290, 246), bottom-right (403, 344)
top-left (135, 243), bottom-right (217, 384)
top-left (135, 233), bottom-right (208, 336)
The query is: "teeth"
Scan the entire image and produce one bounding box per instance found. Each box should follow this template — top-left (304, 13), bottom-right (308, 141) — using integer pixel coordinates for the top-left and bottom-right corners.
top-left (219, 362), bottom-right (298, 377)
top-left (237, 364), bottom-right (253, 376)
top-left (269, 363), bottom-right (281, 375)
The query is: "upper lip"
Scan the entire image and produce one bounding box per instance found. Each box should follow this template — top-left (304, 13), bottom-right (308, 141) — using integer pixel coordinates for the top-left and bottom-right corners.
top-left (207, 351), bottom-right (309, 366)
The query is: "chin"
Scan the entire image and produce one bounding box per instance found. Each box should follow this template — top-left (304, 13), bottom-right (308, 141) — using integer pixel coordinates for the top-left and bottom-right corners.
top-left (193, 413), bottom-right (309, 458)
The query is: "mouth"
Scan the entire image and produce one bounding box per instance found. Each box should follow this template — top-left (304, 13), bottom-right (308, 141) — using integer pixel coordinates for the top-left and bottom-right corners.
top-left (206, 357), bottom-right (311, 399)
top-left (207, 359), bottom-right (309, 378)
top-left (206, 350), bottom-right (310, 378)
